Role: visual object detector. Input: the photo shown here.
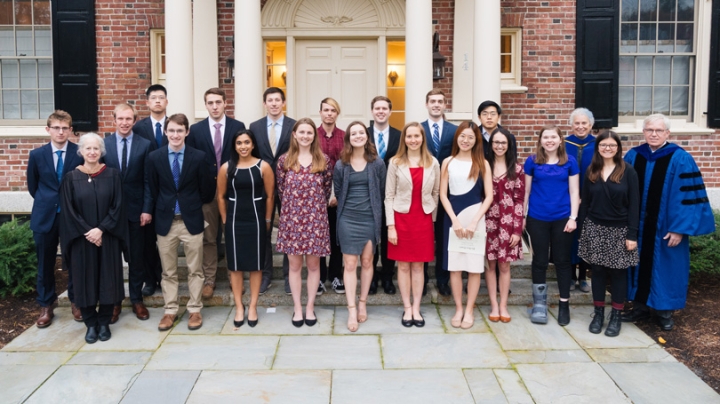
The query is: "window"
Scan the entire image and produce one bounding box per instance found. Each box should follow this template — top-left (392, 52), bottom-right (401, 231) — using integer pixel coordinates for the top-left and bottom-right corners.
top-left (150, 29), bottom-right (166, 85)
top-left (0, 0), bottom-right (53, 121)
top-left (387, 41), bottom-right (405, 129)
top-left (619, 0), bottom-right (695, 118)
top-left (265, 41), bottom-right (287, 113)
top-left (501, 28), bottom-right (524, 91)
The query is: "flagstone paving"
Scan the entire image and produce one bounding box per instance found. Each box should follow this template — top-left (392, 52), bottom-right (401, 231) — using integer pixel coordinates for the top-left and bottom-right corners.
top-left (1, 305), bottom-right (719, 403)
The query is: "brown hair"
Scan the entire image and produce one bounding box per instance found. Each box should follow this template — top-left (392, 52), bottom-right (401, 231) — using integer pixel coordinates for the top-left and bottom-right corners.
top-left (284, 118), bottom-right (327, 173)
top-left (112, 103), bottom-right (137, 120)
top-left (165, 113), bottom-right (189, 132)
top-left (370, 95), bottom-right (392, 111)
top-left (204, 87), bottom-right (226, 102)
top-left (587, 130), bottom-right (627, 184)
top-left (46, 110), bottom-right (72, 128)
top-left (449, 121), bottom-right (486, 181)
top-left (425, 88), bottom-right (446, 103)
top-left (340, 121), bottom-right (378, 164)
top-left (533, 125), bottom-right (568, 165)
top-left (392, 122), bottom-right (434, 169)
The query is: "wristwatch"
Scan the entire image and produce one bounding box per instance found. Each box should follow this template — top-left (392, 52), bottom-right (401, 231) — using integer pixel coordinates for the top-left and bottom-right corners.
top-left (569, 215), bottom-right (577, 220)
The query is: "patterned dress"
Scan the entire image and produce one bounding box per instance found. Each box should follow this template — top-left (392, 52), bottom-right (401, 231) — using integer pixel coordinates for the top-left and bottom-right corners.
top-left (275, 153), bottom-right (333, 256)
top-left (485, 163), bottom-right (525, 262)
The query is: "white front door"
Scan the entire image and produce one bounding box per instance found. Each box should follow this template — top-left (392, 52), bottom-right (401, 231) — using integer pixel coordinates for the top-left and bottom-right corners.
top-left (295, 40), bottom-right (378, 131)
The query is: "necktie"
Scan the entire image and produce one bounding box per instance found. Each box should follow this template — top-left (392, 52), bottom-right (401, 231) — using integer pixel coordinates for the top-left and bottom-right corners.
top-left (432, 123), bottom-right (440, 155)
top-left (172, 152), bottom-right (181, 214)
top-left (269, 122), bottom-right (277, 155)
top-left (213, 123), bottom-right (222, 171)
top-left (121, 138), bottom-right (128, 172)
top-left (56, 150), bottom-right (63, 213)
top-left (377, 130), bottom-right (386, 159)
top-left (155, 122), bottom-right (163, 147)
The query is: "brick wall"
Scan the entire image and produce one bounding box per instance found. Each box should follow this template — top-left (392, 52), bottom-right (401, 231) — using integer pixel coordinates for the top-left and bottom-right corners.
top-left (432, 0), bottom-right (455, 111)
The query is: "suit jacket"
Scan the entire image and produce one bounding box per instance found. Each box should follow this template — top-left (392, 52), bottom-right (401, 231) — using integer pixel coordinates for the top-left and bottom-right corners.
top-left (133, 117), bottom-right (168, 151)
top-left (249, 115), bottom-right (297, 172)
top-left (27, 142), bottom-right (83, 233)
top-left (187, 116), bottom-right (246, 195)
top-left (102, 133), bottom-right (152, 222)
top-left (367, 125), bottom-right (401, 166)
top-left (144, 145), bottom-right (214, 236)
top-left (422, 120), bottom-right (458, 164)
top-left (384, 157), bottom-right (441, 225)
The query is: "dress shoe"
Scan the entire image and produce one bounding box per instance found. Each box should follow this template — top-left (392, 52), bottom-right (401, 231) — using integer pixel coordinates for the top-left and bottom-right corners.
top-left (141, 283), bottom-right (157, 296)
top-left (188, 312), bottom-right (203, 330)
top-left (36, 306), bottom-right (54, 328)
top-left (499, 316), bottom-right (512, 323)
top-left (422, 283), bottom-right (427, 296)
top-left (158, 314), bottom-right (177, 331)
top-left (401, 311), bottom-right (413, 327)
top-left (305, 311), bottom-right (317, 327)
top-left (620, 307), bottom-right (650, 322)
top-left (382, 280), bottom-right (396, 295)
top-left (259, 278), bottom-right (272, 295)
top-left (71, 303), bottom-right (83, 322)
top-left (132, 302), bottom-right (150, 320)
top-left (413, 313), bottom-right (425, 327)
top-left (85, 326), bottom-right (98, 344)
top-left (202, 283), bottom-right (215, 299)
top-left (437, 283), bottom-right (452, 296)
top-left (110, 305), bottom-right (121, 324)
top-left (284, 277), bottom-right (291, 295)
top-left (247, 316), bottom-right (258, 327)
top-left (369, 280), bottom-right (378, 295)
top-left (657, 310), bottom-right (674, 331)
top-left (234, 319), bottom-right (245, 327)
top-left (488, 314), bottom-right (500, 322)
top-left (98, 324), bottom-right (111, 341)
top-left (292, 312), bottom-right (304, 328)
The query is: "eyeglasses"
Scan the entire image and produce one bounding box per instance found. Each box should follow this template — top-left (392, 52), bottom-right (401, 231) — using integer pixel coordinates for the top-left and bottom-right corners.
top-left (642, 128), bottom-right (667, 135)
top-left (149, 96), bottom-right (167, 101)
top-left (492, 141), bottom-right (508, 146)
top-left (481, 112), bottom-right (498, 117)
top-left (598, 144), bottom-right (618, 150)
top-left (49, 126), bottom-right (71, 132)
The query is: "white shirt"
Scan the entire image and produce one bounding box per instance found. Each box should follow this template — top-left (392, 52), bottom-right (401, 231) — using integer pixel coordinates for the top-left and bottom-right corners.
top-left (150, 116), bottom-right (166, 132)
top-left (51, 142), bottom-right (68, 168)
top-left (429, 118), bottom-right (445, 141)
top-left (373, 125), bottom-right (388, 147)
top-left (208, 115), bottom-right (227, 147)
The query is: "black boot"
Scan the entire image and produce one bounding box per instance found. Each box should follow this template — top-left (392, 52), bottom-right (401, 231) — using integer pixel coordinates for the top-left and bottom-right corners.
top-left (605, 309), bottom-right (622, 337)
top-left (620, 302), bottom-right (650, 322)
top-left (85, 326), bottom-right (98, 344)
top-left (557, 300), bottom-right (570, 326)
top-left (589, 306), bottom-right (604, 334)
top-left (656, 310), bottom-right (674, 331)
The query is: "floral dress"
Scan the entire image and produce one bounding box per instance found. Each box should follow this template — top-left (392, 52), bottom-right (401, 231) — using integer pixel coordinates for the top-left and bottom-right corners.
top-left (485, 163), bottom-right (525, 262)
top-left (275, 153), bottom-right (333, 256)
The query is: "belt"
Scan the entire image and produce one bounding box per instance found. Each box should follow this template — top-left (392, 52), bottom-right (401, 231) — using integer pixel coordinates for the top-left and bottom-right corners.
top-left (173, 214), bottom-right (183, 221)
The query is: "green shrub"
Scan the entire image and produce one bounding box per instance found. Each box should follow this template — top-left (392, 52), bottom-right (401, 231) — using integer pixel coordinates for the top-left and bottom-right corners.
top-left (689, 210), bottom-right (720, 276)
top-left (0, 219), bottom-right (37, 297)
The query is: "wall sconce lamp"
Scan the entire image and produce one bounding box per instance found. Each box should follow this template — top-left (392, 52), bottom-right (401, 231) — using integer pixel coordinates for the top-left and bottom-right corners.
top-left (388, 70), bottom-right (399, 86)
top-left (227, 56), bottom-right (235, 79)
top-left (432, 31), bottom-right (446, 80)
top-left (282, 71), bottom-right (287, 85)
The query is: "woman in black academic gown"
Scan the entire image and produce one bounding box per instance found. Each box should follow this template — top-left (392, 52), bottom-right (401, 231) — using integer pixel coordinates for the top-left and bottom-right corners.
top-left (61, 133), bottom-right (126, 344)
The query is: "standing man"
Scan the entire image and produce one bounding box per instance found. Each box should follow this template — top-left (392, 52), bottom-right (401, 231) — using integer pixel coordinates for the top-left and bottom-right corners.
top-left (187, 88), bottom-right (245, 299)
top-left (477, 100), bottom-right (516, 160)
top-left (367, 95), bottom-right (400, 295)
top-left (622, 114), bottom-right (714, 331)
top-left (144, 114), bottom-right (214, 331)
top-left (27, 110), bottom-right (83, 327)
top-left (102, 103), bottom-right (152, 322)
top-left (249, 87), bottom-right (296, 294)
top-left (421, 89), bottom-right (457, 296)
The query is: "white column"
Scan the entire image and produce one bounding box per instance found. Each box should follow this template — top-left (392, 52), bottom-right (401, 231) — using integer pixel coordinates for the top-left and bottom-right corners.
top-left (165, 0), bottom-right (194, 119)
top-left (234, 0), bottom-right (264, 122)
top-left (404, 0), bottom-right (433, 123)
top-left (473, 0), bottom-right (501, 116)
top-left (451, 0), bottom-right (475, 115)
top-left (193, 0), bottom-right (219, 120)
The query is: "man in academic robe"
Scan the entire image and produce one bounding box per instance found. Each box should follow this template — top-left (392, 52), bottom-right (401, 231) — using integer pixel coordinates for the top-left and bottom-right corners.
top-left (622, 113), bottom-right (715, 331)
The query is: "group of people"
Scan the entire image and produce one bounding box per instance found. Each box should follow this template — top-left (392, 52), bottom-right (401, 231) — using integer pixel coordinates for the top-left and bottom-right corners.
top-left (26, 84), bottom-right (714, 343)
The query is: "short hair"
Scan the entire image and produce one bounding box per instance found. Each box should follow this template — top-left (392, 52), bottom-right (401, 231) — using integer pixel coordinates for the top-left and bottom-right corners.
top-left (477, 100), bottom-right (502, 116)
top-left (320, 97), bottom-right (341, 115)
top-left (112, 103), bottom-right (137, 120)
top-left (146, 84), bottom-right (167, 97)
top-left (204, 87), bottom-right (226, 102)
top-left (165, 113), bottom-right (189, 132)
top-left (568, 107), bottom-right (595, 127)
top-left (46, 110), bottom-right (72, 128)
top-left (370, 95), bottom-right (393, 111)
top-left (76, 133), bottom-right (106, 157)
top-left (643, 113), bottom-right (671, 131)
top-left (263, 87), bottom-right (286, 102)
top-left (425, 88), bottom-right (446, 103)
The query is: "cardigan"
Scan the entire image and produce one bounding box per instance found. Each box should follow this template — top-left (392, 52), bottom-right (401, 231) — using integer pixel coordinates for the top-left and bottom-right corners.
top-left (384, 157), bottom-right (441, 225)
top-left (333, 157), bottom-right (387, 245)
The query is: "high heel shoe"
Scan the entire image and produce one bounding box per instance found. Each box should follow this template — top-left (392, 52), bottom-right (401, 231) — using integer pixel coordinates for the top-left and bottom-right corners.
top-left (305, 311), bottom-right (317, 327)
top-left (247, 308), bottom-right (258, 328)
top-left (357, 298), bottom-right (368, 323)
top-left (292, 312), bottom-right (304, 328)
top-left (234, 306), bottom-right (245, 327)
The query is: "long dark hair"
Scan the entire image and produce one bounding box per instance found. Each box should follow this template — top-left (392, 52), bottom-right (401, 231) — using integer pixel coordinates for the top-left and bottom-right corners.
top-left (587, 130), bottom-right (626, 184)
top-left (487, 126), bottom-right (519, 181)
top-left (340, 121), bottom-right (377, 164)
top-left (227, 129), bottom-right (261, 183)
top-left (449, 121), bottom-right (486, 180)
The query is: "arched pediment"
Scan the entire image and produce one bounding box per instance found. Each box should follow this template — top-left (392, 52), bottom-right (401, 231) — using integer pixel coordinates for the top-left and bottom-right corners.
top-left (261, 0), bottom-right (405, 29)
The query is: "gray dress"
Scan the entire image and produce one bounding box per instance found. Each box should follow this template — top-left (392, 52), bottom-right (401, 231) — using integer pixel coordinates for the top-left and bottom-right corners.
top-left (337, 166), bottom-right (376, 255)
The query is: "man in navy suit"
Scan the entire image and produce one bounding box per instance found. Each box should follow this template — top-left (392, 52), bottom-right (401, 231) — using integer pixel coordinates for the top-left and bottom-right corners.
top-left (421, 89), bottom-right (458, 297)
top-left (367, 96), bottom-right (400, 295)
top-left (133, 84), bottom-right (169, 296)
top-left (248, 87), bottom-right (296, 294)
top-left (103, 103), bottom-right (152, 322)
top-left (144, 114), bottom-right (214, 331)
top-left (26, 110), bottom-right (83, 327)
top-left (187, 88), bottom-right (246, 299)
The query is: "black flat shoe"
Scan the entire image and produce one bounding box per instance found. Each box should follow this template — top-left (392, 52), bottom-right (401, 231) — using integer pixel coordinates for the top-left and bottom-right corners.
top-left (292, 313), bottom-right (304, 328)
top-left (401, 312), bottom-right (413, 327)
top-left (98, 325), bottom-right (111, 341)
top-left (413, 313), bottom-right (425, 327)
top-left (234, 319), bottom-right (244, 327)
top-left (305, 312), bottom-right (317, 327)
top-left (85, 326), bottom-right (99, 344)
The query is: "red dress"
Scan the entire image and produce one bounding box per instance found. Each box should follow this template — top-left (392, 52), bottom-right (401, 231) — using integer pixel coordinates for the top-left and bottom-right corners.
top-left (388, 167), bottom-right (434, 262)
top-left (485, 163), bottom-right (525, 262)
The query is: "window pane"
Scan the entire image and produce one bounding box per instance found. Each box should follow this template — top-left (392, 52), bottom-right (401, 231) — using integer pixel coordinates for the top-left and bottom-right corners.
top-left (620, 56), bottom-right (635, 84)
top-left (16, 27), bottom-right (32, 55)
top-left (676, 23), bottom-right (693, 52)
top-left (653, 86), bottom-right (670, 114)
top-left (35, 27), bottom-right (50, 56)
top-left (677, 0), bottom-right (694, 21)
top-left (19, 59), bottom-right (36, 88)
top-left (619, 87), bottom-right (635, 115)
top-left (639, 0), bottom-right (657, 21)
top-left (387, 88), bottom-right (405, 110)
top-left (15, 0), bottom-right (32, 25)
top-left (671, 86), bottom-right (689, 114)
top-left (0, 27), bottom-right (14, 56)
top-left (501, 54), bottom-right (511, 73)
top-left (34, 0), bottom-right (51, 25)
top-left (621, 23), bottom-right (638, 53)
top-left (657, 23), bottom-right (674, 52)
top-left (21, 89), bottom-right (38, 118)
top-left (636, 56), bottom-right (653, 84)
top-left (38, 58), bottom-right (51, 87)
top-left (39, 89), bottom-right (53, 116)
top-left (2, 90), bottom-right (19, 118)
top-left (0, 0), bottom-right (13, 24)
top-left (655, 56), bottom-right (671, 84)
top-left (658, 0), bottom-right (676, 21)
top-left (500, 35), bottom-right (511, 53)
top-left (1, 59), bottom-right (19, 88)
top-left (636, 87), bottom-right (652, 115)
top-left (639, 23), bottom-right (656, 52)
top-left (672, 55), bottom-right (689, 84)
top-left (622, 0), bottom-right (639, 21)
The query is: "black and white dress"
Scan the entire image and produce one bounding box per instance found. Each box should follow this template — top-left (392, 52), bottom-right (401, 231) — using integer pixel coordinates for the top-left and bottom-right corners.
top-left (224, 160), bottom-right (266, 271)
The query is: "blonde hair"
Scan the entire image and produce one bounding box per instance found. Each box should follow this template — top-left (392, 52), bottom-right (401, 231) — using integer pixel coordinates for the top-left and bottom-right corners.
top-left (320, 97), bottom-right (341, 115)
top-left (392, 122), bottom-right (434, 169)
top-left (284, 118), bottom-right (327, 173)
top-left (112, 103), bottom-right (137, 120)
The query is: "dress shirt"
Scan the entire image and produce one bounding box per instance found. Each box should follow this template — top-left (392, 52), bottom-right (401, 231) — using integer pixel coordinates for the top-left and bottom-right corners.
top-left (208, 115), bottom-right (227, 148)
top-left (651, 141), bottom-right (669, 153)
top-left (482, 127), bottom-right (491, 142)
top-left (116, 132), bottom-right (133, 168)
top-left (151, 116), bottom-right (166, 132)
top-left (51, 142), bottom-right (68, 167)
top-left (168, 146), bottom-right (185, 170)
top-left (429, 118), bottom-right (445, 141)
top-left (373, 125), bottom-right (387, 148)
top-left (318, 125), bottom-right (345, 169)
top-left (267, 115), bottom-right (285, 151)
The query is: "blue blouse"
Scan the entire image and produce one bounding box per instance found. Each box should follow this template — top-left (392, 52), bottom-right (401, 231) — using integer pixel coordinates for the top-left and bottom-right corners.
top-left (524, 154), bottom-right (579, 221)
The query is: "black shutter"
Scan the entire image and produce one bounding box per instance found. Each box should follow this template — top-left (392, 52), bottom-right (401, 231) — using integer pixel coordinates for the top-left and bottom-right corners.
top-left (708, 0), bottom-right (720, 128)
top-left (576, 0), bottom-right (619, 128)
top-left (52, 0), bottom-right (97, 131)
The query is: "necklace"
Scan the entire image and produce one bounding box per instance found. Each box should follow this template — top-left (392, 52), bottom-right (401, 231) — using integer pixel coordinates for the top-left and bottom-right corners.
top-left (81, 164), bottom-right (104, 182)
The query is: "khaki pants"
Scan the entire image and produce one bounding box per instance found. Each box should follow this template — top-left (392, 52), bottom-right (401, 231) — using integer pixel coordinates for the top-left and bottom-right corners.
top-left (201, 199), bottom-right (220, 284)
top-left (157, 219), bottom-right (204, 314)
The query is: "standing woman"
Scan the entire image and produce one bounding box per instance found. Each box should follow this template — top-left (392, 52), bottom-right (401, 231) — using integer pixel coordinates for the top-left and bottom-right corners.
top-left (440, 121), bottom-right (493, 329)
top-left (485, 127), bottom-right (525, 323)
top-left (385, 122), bottom-right (440, 327)
top-left (276, 118), bottom-right (333, 327)
top-left (334, 121), bottom-right (387, 332)
top-left (523, 125), bottom-right (580, 326)
top-left (578, 131), bottom-right (639, 337)
top-left (218, 130), bottom-right (275, 328)
top-left (60, 133), bottom-right (126, 344)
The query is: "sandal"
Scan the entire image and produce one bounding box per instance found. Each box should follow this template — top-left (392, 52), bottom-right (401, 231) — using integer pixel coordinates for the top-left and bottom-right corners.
top-left (358, 298), bottom-right (368, 323)
top-left (347, 305), bottom-right (358, 332)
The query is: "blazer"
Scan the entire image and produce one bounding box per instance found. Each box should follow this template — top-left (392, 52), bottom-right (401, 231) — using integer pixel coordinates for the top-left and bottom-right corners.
top-left (144, 145), bottom-right (214, 236)
top-left (187, 116), bottom-right (246, 195)
top-left (422, 120), bottom-right (458, 163)
top-left (367, 125), bottom-right (401, 166)
top-left (333, 158), bottom-right (387, 245)
top-left (27, 142), bottom-right (83, 233)
top-left (102, 133), bottom-right (152, 222)
top-left (384, 157), bottom-right (441, 225)
top-left (133, 116), bottom-right (168, 151)
top-left (249, 115), bottom-right (297, 172)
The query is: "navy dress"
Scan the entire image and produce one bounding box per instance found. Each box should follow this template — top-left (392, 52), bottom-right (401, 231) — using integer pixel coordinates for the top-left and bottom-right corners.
top-left (224, 160), bottom-right (266, 271)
